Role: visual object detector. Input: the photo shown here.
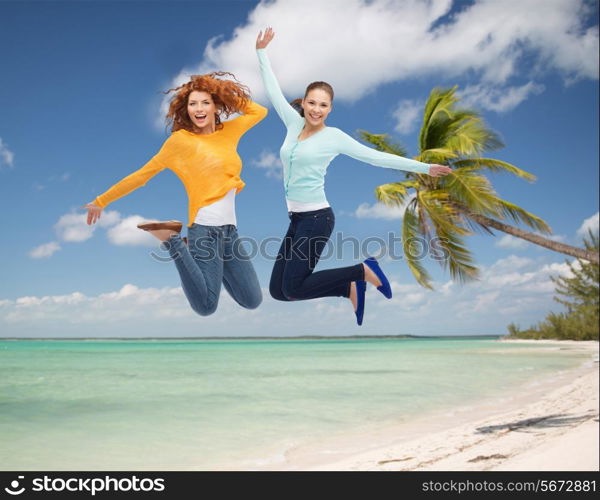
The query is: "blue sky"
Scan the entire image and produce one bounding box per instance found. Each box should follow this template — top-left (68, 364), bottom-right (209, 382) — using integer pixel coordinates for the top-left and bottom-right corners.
top-left (0, 0), bottom-right (598, 337)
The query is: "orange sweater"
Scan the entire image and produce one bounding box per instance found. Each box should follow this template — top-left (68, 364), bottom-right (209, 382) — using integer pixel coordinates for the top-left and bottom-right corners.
top-left (93, 101), bottom-right (268, 227)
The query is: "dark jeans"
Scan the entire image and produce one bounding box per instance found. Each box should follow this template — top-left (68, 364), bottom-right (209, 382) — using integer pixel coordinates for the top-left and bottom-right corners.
top-left (269, 207), bottom-right (364, 301)
top-left (165, 224), bottom-right (262, 316)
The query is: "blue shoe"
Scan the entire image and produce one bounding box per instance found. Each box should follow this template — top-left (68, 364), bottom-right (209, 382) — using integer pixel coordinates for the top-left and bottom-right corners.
top-left (364, 257), bottom-right (392, 299)
top-left (354, 280), bottom-right (366, 326)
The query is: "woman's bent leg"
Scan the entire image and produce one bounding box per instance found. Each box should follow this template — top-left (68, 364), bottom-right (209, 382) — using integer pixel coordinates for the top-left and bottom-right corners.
top-left (221, 225), bottom-right (262, 309)
top-left (166, 225), bottom-right (224, 316)
top-left (281, 208), bottom-right (364, 301)
top-left (269, 220), bottom-right (295, 301)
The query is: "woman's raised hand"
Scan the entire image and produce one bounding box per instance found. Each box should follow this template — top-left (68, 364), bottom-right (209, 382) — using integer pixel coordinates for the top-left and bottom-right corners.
top-left (428, 164), bottom-right (453, 177)
top-left (256, 27), bottom-right (275, 50)
top-left (83, 202), bottom-right (103, 225)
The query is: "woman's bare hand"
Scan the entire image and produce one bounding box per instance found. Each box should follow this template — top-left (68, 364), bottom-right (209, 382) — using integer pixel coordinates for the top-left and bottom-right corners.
top-left (83, 202), bottom-right (103, 225)
top-left (256, 27), bottom-right (275, 50)
top-left (428, 164), bottom-right (453, 177)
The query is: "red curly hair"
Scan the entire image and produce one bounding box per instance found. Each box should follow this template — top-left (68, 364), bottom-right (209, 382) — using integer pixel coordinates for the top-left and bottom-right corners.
top-left (164, 72), bottom-right (251, 133)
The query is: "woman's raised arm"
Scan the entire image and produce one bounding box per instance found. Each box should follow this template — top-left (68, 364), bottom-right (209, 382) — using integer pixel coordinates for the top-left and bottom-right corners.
top-left (256, 28), bottom-right (303, 128)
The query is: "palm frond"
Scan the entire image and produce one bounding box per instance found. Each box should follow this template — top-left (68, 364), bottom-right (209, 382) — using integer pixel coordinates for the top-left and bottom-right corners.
top-left (420, 86), bottom-right (504, 157)
top-left (444, 117), bottom-right (498, 157)
top-left (416, 197), bottom-right (432, 240)
top-left (357, 130), bottom-right (409, 157)
top-left (443, 167), bottom-right (502, 216)
top-left (495, 198), bottom-right (552, 234)
top-left (418, 147), bottom-right (459, 164)
top-left (453, 158), bottom-right (536, 182)
top-left (419, 190), bottom-right (471, 236)
top-left (419, 86), bottom-right (459, 153)
top-left (403, 205), bottom-right (434, 289)
top-left (446, 111), bottom-right (504, 152)
top-left (374, 180), bottom-right (418, 206)
top-left (432, 222), bottom-right (481, 283)
top-left (418, 192), bottom-right (480, 283)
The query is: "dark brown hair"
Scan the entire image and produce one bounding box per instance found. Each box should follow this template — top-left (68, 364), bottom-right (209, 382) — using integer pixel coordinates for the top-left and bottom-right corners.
top-left (164, 72), bottom-right (251, 132)
top-left (290, 81), bottom-right (334, 117)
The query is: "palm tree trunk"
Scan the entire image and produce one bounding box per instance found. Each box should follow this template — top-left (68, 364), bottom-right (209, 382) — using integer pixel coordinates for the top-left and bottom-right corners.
top-left (464, 211), bottom-right (599, 264)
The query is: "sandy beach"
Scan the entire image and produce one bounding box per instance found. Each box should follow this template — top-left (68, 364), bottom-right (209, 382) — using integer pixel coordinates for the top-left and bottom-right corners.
top-left (277, 340), bottom-right (599, 471)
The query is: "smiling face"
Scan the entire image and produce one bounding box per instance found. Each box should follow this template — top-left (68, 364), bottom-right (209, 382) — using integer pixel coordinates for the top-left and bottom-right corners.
top-left (302, 88), bottom-right (332, 128)
top-left (187, 90), bottom-right (218, 133)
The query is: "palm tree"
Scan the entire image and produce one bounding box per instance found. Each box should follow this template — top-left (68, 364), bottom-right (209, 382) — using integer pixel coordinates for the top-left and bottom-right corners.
top-left (359, 86), bottom-right (599, 289)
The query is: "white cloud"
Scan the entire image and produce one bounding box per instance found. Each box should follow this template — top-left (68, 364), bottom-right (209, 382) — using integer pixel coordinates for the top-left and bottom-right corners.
top-left (485, 271), bottom-right (541, 289)
top-left (489, 254), bottom-right (534, 271)
top-left (495, 234), bottom-right (530, 249)
top-left (540, 261), bottom-right (574, 277)
top-left (495, 232), bottom-right (565, 250)
top-left (252, 150), bottom-right (283, 179)
top-left (478, 254), bottom-right (572, 293)
top-left (354, 190), bottom-right (416, 220)
top-left (29, 242), bottom-right (61, 259)
top-left (53, 210), bottom-right (121, 243)
top-left (155, 0), bottom-right (598, 126)
top-left (0, 137), bottom-right (15, 169)
top-left (393, 99), bottom-right (423, 134)
top-left (31, 210), bottom-right (161, 259)
top-left (106, 215), bottom-right (157, 247)
top-left (54, 212), bottom-right (95, 242)
top-left (458, 82), bottom-right (545, 112)
top-left (471, 291), bottom-right (500, 312)
top-left (577, 212), bottom-right (599, 236)
top-left (401, 291), bottom-right (427, 306)
top-left (479, 255), bottom-right (567, 293)
top-left (15, 292), bottom-right (86, 307)
top-left (95, 210), bottom-right (121, 228)
top-left (355, 202), bottom-right (405, 220)
top-left (0, 283), bottom-right (270, 334)
top-left (376, 253), bottom-right (575, 326)
top-left (2, 284), bottom-right (189, 324)
top-left (0, 252), bottom-right (582, 337)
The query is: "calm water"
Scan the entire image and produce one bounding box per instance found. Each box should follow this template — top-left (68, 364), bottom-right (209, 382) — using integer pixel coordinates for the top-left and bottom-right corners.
top-left (0, 338), bottom-right (588, 470)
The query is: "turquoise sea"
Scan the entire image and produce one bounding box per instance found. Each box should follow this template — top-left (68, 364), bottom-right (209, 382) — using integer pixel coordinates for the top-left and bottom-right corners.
top-left (0, 337), bottom-right (590, 470)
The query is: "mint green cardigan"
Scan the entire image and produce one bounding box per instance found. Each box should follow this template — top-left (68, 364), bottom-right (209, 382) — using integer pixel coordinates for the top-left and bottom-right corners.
top-left (257, 49), bottom-right (431, 204)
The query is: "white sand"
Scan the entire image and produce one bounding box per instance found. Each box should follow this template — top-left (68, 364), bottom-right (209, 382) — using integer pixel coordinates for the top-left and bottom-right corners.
top-left (274, 340), bottom-right (599, 471)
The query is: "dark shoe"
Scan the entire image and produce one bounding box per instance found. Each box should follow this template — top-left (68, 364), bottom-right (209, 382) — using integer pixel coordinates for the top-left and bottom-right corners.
top-left (137, 220), bottom-right (183, 233)
top-left (355, 280), bottom-right (367, 326)
top-left (364, 257), bottom-right (392, 299)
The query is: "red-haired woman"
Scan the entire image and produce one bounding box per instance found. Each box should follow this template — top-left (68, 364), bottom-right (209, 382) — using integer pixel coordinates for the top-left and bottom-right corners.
top-left (256, 28), bottom-right (452, 325)
top-left (84, 73), bottom-right (267, 316)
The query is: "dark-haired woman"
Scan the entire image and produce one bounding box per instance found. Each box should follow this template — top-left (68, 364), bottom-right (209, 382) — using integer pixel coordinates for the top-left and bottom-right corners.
top-left (83, 73), bottom-right (267, 316)
top-left (256, 27), bottom-right (452, 325)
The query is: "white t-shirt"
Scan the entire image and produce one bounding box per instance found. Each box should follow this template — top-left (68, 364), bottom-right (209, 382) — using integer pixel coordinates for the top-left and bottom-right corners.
top-left (194, 188), bottom-right (237, 226)
top-left (286, 199), bottom-right (330, 213)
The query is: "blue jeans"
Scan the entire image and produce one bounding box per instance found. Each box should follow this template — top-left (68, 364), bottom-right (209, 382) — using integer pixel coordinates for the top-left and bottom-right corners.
top-left (269, 207), bottom-right (364, 301)
top-left (164, 224), bottom-right (262, 316)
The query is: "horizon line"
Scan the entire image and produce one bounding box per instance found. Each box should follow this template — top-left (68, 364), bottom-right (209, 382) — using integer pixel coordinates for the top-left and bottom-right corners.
top-left (0, 334), bottom-right (505, 340)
